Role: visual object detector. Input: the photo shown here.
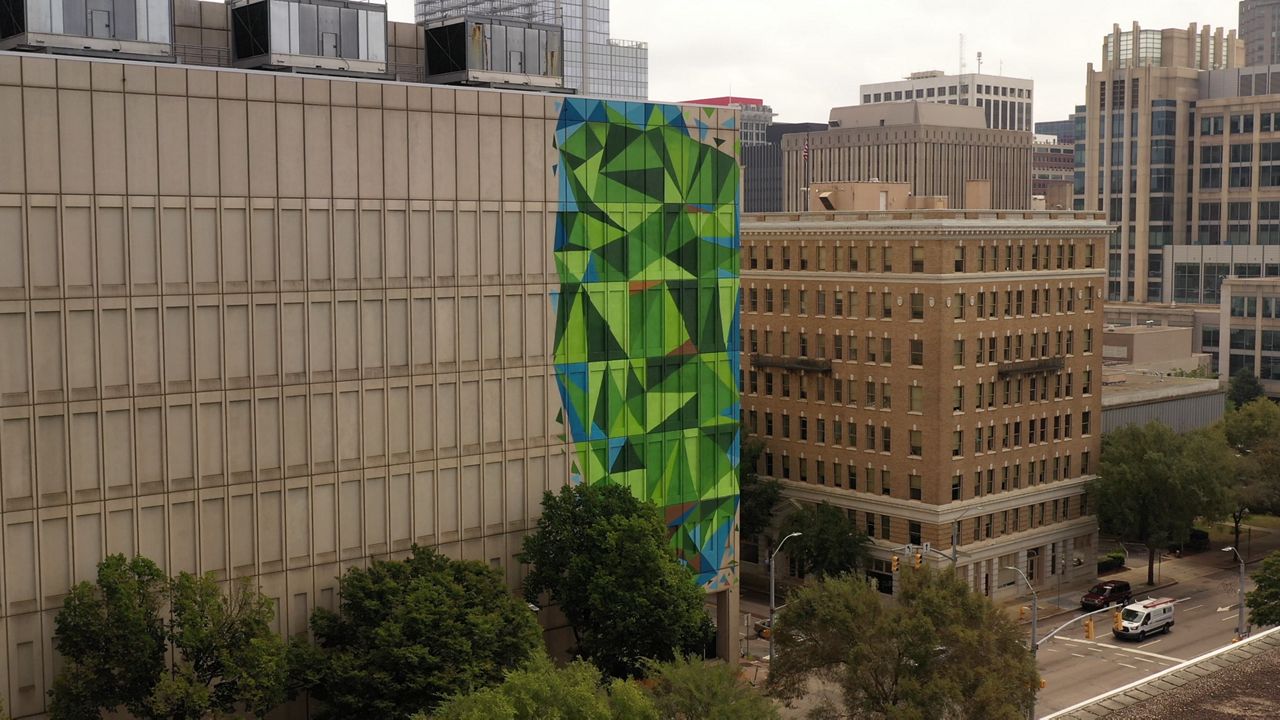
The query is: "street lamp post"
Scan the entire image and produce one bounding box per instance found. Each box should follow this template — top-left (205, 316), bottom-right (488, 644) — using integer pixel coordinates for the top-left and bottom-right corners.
top-left (950, 505), bottom-right (985, 567)
top-left (1005, 565), bottom-right (1038, 720)
top-left (1223, 546), bottom-right (1247, 641)
top-left (768, 531), bottom-right (803, 663)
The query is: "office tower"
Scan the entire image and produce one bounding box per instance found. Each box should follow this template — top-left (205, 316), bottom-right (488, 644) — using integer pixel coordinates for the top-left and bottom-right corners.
top-left (740, 183), bottom-right (1108, 599)
top-left (860, 70), bottom-right (1034, 131)
top-left (1082, 22), bottom-right (1242, 304)
top-left (1241, 0), bottom-right (1280, 66)
top-left (0, 2), bottom-right (735, 714)
top-left (1033, 137), bottom-right (1075, 201)
top-left (1035, 118), bottom-right (1077, 144)
top-left (784, 102), bottom-right (1033, 212)
top-left (742, 120), bottom-right (828, 213)
top-left (415, 0), bottom-right (648, 99)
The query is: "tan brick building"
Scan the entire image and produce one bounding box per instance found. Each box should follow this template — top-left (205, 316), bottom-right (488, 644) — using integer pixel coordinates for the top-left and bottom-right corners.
top-left (741, 195), bottom-right (1108, 599)
top-left (782, 102), bottom-right (1033, 213)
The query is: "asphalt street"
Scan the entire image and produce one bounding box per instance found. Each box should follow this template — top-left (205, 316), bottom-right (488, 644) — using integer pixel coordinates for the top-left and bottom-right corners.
top-left (1035, 564), bottom-right (1257, 717)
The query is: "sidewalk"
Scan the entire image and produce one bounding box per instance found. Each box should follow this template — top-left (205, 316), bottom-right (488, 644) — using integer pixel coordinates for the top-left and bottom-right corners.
top-left (1005, 522), bottom-right (1280, 629)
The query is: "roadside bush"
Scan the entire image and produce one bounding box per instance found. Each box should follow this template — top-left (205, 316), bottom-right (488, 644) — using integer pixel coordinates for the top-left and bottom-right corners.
top-left (1097, 551), bottom-right (1126, 574)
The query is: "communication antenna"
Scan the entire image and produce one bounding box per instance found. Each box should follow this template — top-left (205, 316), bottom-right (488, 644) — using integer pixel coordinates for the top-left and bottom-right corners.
top-left (959, 34), bottom-right (966, 75)
top-left (977, 51), bottom-right (983, 74)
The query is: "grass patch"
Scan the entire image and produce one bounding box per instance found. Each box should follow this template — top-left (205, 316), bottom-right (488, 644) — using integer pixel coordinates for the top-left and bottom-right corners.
top-left (1242, 514), bottom-right (1280, 530)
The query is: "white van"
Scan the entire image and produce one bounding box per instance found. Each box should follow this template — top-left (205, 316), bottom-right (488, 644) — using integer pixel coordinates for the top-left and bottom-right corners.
top-left (1113, 598), bottom-right (1175, 641)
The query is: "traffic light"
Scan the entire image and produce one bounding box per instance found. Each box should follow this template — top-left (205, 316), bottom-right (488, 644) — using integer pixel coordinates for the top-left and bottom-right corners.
top-left (1113, 611), bottom-right (1123, 633)
top-left (1019, 606), bottom-right (1029, 621)
top-left (1084, 618), bottom-right (1095, 640)
top-left (892, 555), bottom-right (900, 573)
top-left (1039, 679), bottom-right (1047, 690)
top-left (913, 551), bottom-right (923, 569)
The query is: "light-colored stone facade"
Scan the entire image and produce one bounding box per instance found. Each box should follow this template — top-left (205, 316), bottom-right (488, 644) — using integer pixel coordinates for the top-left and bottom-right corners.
top-left (740, 209), bottom-right (1107, 600)
top-left (0, 51), bottom-right (580, 715)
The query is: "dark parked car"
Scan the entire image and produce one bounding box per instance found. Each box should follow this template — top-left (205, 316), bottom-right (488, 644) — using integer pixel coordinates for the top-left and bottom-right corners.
top-left (1081, 580), bottom-right (1133, 610)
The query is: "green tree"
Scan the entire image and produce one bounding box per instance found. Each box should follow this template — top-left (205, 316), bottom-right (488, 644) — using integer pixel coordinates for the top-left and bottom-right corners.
top-left (426, 656), bottom-right (657, 720)
top-left (50, 555), bottom-right (289, 720)
top-left (778, 503), bottom-right (871, 578)
top-left (301, 546), bottom-right (542, 720)
top-left (1091, 422), bottom-right (1230, 585)
top-left (644, 656), bottom-right (778, 720)
top-left (767, 570), bottom-right (1036, 720)
top-left (739, 439), bottom-right (781, 542)
top-left (1247, 550), bottom-right (1280, 627)
top-left (521, 483), bottom-right (715, 678)
top-left (1229, 367), bottom-right (1266, 408)
top-left (1222, 397), bottom-right (1280, 452)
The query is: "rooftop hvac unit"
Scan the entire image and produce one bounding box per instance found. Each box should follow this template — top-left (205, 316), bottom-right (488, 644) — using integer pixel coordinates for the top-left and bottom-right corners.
top-left (230, 0), bottom-right (387, 75)
top-left (0, 0), bottom-right (174, 59)
top-left (423, 15), bottom-right (566, 92)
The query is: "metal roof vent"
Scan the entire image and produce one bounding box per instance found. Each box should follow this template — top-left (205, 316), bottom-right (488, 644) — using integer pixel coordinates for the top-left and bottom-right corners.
top-left (230, 0), bottom-right (387, 76)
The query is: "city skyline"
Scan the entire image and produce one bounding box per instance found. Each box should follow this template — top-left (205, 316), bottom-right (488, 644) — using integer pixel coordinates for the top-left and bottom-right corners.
top-left (380, 0), bottom-right (1235, 124)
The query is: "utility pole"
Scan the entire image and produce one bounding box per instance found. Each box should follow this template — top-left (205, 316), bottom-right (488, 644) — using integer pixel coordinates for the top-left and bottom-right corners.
top-left (1005, 565), bottom-right (1038, 720)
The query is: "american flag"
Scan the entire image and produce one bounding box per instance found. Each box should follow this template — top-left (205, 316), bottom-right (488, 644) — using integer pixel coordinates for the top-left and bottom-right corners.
top-left (803, 137), bottom-right (809, 160)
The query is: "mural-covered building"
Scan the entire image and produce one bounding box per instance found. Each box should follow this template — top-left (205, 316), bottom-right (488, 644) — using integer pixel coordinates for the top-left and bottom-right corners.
top-left (0, 2), bottom-right (735, 715)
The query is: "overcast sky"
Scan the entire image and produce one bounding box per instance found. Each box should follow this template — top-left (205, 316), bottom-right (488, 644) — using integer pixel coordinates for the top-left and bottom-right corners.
top-left (386, 0), bottom-right (1238, 126)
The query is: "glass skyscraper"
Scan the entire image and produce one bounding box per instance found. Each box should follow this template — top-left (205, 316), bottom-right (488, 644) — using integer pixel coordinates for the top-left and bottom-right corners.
top-left (415, 0), bottom-right (649, 99)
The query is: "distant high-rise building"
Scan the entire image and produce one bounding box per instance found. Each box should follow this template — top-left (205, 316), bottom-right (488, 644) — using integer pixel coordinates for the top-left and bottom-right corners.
top-left (1035, 118), bottom-right (1077, 144)
top-left (1033, 137), bottom-right (1074, 201)
top-left (860, 70), bottom-right (1034, 131)
top-left (1241, 0), bottom-right (1280, 66)
top-left (415, 0), bottom-right (648, 99)
top-left (784, 102), bottom-right (1033, 211)
top-left (1082, 22), bottom-right (1243, 304)
top-left (683, 96), bottom-right (776, 146)
top-left (741, 121), bottom-right (828, 213)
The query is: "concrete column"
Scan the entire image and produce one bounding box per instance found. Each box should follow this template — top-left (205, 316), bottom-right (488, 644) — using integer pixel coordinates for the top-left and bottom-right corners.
top-left (714, 587), bottom-right (740, 661)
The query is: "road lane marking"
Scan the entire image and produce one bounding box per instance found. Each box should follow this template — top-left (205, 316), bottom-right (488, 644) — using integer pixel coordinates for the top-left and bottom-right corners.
top-left (1071, 653), bottom-right (1086, 657)
top-left (1143, 639), bottom-right (1163, 647)
top-left (1117, 662), bottom-right (1138, 669)
top-left (1185, 604), bottom-right (1204, 612)
top-left (1058, 637), bottom-right (1185, 662)
top-left (1223, 614), bottom-right (1239, 622)
top-left (1136, 657), bottom-right (1154, 663)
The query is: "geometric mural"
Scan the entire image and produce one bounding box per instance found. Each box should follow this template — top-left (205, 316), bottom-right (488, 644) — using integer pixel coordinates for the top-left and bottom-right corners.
top-left (551, 97), bottom-right (742, 591)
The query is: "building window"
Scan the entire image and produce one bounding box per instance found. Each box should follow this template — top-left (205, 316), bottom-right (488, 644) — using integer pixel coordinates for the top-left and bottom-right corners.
top-left (910, 339), bottom-right (924, 366)
top-left (952, 430), bottom-right (963, 457)
top-left (911, 293), bottom-right (924, 320)
top-left (881, 515), bottom-right (892, 540)
top-left (882, 337), bottom-right (893, 364)
top-left (911, 247), bottom-right (925, 273)
top-left (909, 521), bottom-right (922, 545)
top-left (910, 386), bottom-right (924, 413)
top-left (952, 386), bottom-right (964, 412)
top-left (909, 431), bottom-right (923, 458)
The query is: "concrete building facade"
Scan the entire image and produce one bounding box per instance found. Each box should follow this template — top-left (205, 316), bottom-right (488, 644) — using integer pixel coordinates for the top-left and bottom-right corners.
top-left (0, 16), bottom-right (735, 717)
top-left (782, 102), bottom-right (1033, 213)
top-left (739, 203), bottom-right (1107, 600)
top-left (1242, 0), bottom-right (1280, 67)
top-left (742, 120), bottom-right (827, 213)
top-left (860, 70), bottom-right (1034, 131)
top-left (1081, 22), bottom-right (1243, 304)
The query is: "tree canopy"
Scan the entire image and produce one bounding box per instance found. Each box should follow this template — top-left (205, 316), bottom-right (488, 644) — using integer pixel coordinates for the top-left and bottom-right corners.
top-left (1091, 421), bottom-right (1230, 585)
top-left (739, 439), bottom-right (782, 542)
top-left (520, 483), bottom-right (715, 678)
top-left (767, 570), bottom-right (1036, 720)
top-left (425, 656), bottom-right (656, 720)
top-left (1247, 550), bottom-right (1280, 628)
top-left (50, 555), bottom-right (289, 720)
top-left (426, 655), bottom-right (777, 720)
top-left (778, 503), bottom-right (871, 578)
top-left (1229, 367), bottom-right (1265, 408)
top-left (300, 546), bottom-right (543, 719)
